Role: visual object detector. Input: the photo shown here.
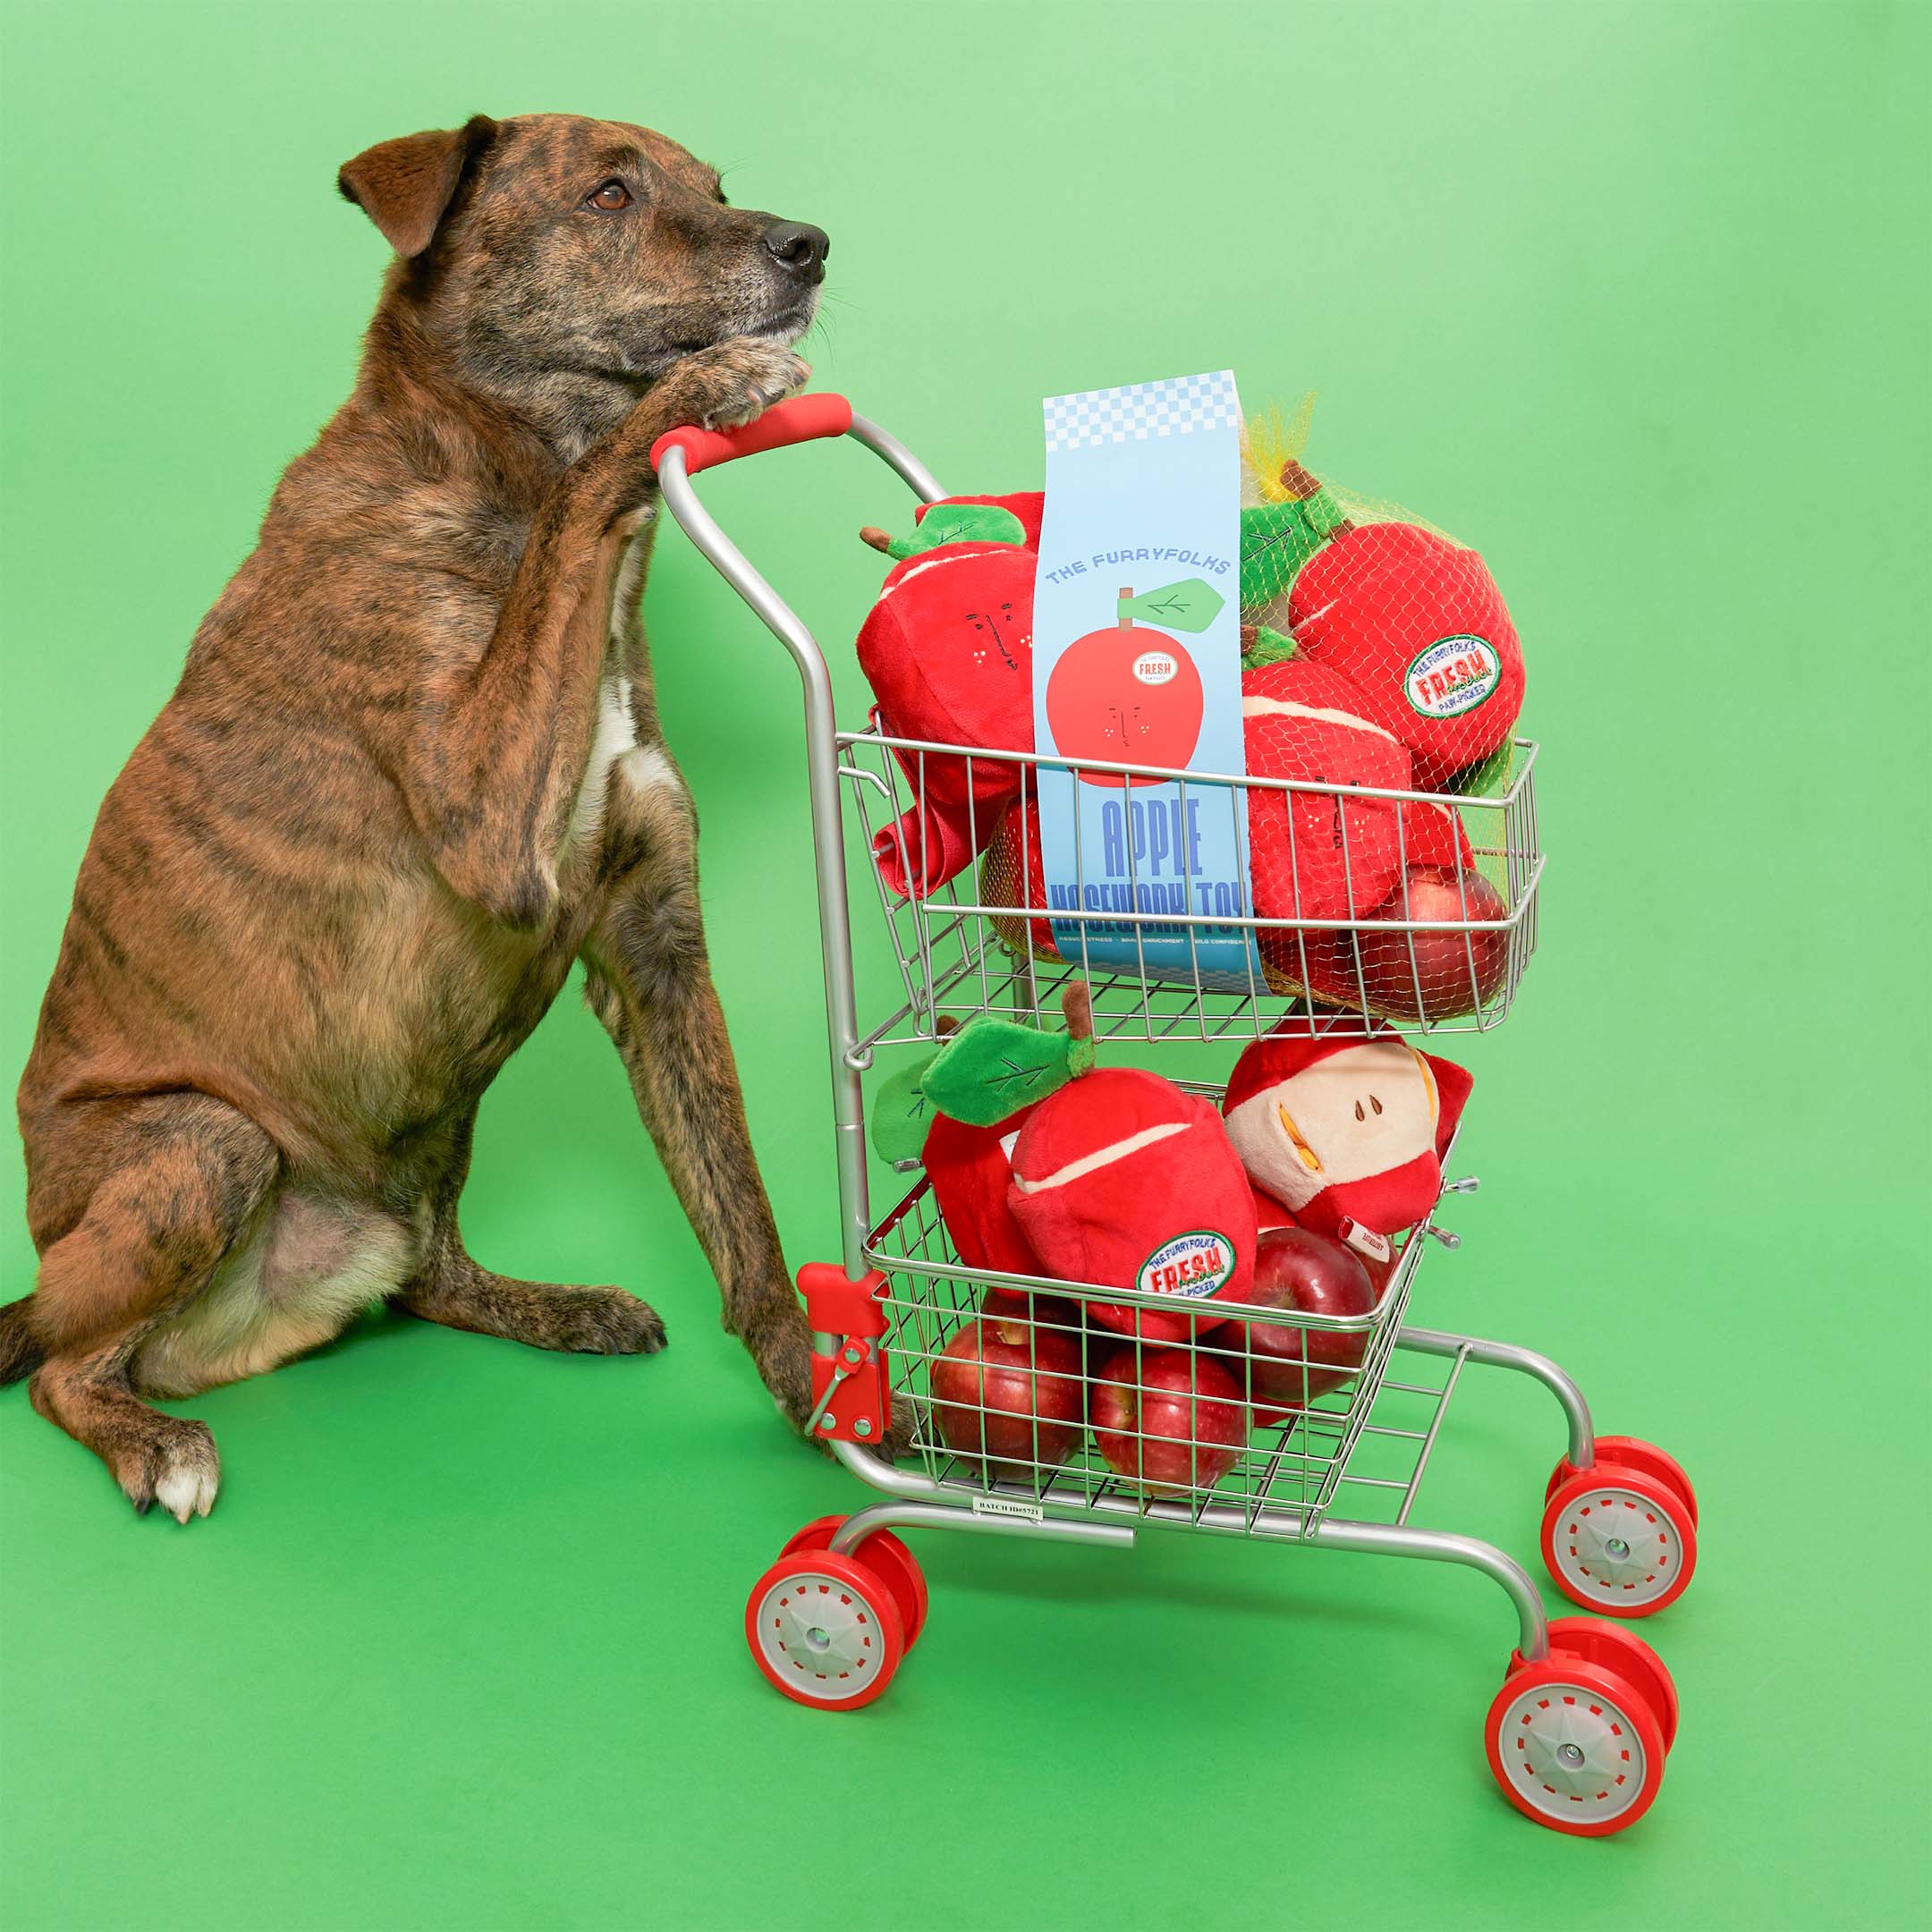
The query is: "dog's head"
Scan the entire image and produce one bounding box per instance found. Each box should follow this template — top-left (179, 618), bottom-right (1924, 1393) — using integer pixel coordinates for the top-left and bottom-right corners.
top-left (339, 113), bottom-right (826, 443)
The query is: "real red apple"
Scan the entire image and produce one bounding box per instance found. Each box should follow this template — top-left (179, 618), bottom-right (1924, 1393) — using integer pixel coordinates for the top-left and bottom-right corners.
top-left (1358, 863), bottom-right (1509, 1021)
top-left (1206, 1226), bottom-right (1381, 1423)
top-left (1089, 1345), bottom-right (1250, 1496)
top-left (979, 1287), bottom-right (1084, 1333)
top-left (929, 1314), bottom-right (1087, 1479)
top-left (1045, 594), bottom-right (1205, 786)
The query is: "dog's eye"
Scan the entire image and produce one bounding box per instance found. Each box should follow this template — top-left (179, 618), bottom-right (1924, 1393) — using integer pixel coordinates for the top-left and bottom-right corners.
top-left (587, 180), bottom-right (631, 211)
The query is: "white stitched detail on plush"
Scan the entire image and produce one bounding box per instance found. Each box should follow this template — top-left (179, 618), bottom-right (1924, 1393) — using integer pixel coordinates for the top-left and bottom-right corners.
top-left (876, 547), bottom-right (984, 602)
top-left (1240, 696), bottom-right (1401, 743)
top-left (1012, 1120), bottom-right (1187, 1194)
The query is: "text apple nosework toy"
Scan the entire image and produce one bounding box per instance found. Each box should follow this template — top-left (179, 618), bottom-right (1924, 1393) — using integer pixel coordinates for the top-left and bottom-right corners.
top-left (1043, 579), bottom-right (1224, 785)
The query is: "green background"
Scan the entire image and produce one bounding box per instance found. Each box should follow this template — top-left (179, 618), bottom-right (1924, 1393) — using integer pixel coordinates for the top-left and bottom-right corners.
top-left (2, 2), bottom-right (1927, 1928)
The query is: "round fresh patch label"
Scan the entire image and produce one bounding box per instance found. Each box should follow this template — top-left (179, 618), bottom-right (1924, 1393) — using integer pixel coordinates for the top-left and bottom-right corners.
top-left (1405, 634), bottom-right (1502, 718)
top-left (1136, 1229), bottom-right (1237, 1300)
top-left (1132, 649), bottom-right (1179, 687)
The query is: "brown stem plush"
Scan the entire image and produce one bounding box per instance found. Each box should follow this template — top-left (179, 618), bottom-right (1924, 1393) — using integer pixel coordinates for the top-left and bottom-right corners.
top-left (1062, 980), bottom-right (1094, 1042)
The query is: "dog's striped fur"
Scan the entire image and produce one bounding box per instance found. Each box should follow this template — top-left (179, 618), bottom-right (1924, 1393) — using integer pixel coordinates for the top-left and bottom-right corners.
top-left (5, 114), bottom-right (842, 1519)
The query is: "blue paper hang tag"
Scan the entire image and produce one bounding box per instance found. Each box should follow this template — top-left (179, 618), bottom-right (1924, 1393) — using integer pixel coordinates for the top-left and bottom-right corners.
top-left (1030, 371), bottom-right (1263, 990)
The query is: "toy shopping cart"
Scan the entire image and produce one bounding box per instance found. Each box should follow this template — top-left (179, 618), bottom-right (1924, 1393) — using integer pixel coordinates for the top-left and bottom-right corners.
top-left (651, 396), bottom-right (1698, 1837)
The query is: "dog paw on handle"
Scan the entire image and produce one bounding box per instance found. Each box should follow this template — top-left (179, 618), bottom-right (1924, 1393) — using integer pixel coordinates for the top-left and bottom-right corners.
top-left (665, 336), bottom-right (810, 433)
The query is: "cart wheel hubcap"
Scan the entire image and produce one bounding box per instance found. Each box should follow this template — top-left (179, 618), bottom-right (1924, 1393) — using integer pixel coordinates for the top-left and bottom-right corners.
top-left (1555, 1486), bottom-right (1682, 1605)
top-left (756, 1570), bottom-right (886, 1700)
top-left (1503, 1682), bottom-right (1649, 1823)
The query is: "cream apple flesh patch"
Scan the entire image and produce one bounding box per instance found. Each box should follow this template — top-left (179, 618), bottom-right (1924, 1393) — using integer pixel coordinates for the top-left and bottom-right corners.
top-left (1221, 1032), bottom-right (1474, 1238)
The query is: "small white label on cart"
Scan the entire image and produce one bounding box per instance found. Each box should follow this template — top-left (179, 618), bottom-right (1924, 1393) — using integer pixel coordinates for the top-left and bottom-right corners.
top-left (1337, 1218), bottom-right (1393, 1266)
top-left (972, 1495), bottom-right (1045, 1524)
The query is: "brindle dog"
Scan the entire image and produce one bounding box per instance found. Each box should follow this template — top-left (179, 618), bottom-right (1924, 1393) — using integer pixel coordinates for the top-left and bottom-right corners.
top-left (2, 113), bottom-right (851, 1521)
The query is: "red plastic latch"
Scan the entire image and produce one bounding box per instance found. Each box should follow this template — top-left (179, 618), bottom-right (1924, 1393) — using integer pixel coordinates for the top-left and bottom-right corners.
top-left (797, 1265), bottom-right (892, 1446)
top-left (798, 1263), bottom-right (889, 1340)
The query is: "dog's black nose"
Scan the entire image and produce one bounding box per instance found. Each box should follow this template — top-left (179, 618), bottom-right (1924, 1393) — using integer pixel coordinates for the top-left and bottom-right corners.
top-left (764, 220), bottom-right (829, 282)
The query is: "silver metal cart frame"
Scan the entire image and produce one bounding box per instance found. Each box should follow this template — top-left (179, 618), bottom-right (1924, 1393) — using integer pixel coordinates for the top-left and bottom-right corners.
top-left (652, 398), bottom-right (1694, 1835)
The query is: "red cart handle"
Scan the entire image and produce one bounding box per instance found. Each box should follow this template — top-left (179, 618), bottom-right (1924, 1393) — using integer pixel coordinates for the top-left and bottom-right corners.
top-left (648, 393), bottom-right (853, 478)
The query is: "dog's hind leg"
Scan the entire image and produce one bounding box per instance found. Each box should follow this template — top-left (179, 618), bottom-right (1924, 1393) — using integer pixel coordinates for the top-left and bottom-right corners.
top-left (0, 1297), bottom-right (44, 1385)
top-left (23, 1092), bottom-right (278, 1521)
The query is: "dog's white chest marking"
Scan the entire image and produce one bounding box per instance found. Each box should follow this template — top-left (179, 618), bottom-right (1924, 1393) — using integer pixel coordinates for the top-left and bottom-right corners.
top-left (564, 527), bottom-right (690, 849)
top-left (568, 671), bottom-right (641, 849)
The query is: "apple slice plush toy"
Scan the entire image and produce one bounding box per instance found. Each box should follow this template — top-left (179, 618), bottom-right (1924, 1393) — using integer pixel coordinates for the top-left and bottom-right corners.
top-left (1222, 1028), bottom-right (1473, 1238)
top-left (915, 984), bottom-right (1257, 1341)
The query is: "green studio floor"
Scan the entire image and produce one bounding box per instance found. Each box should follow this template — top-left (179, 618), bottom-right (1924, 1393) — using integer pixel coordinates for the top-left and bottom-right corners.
top-left (1, 4), bottom-right (1927, 1928)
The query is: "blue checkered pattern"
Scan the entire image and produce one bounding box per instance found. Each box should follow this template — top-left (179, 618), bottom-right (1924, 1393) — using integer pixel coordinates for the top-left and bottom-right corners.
top-left (1042, 369), bottom-right (1241, 453)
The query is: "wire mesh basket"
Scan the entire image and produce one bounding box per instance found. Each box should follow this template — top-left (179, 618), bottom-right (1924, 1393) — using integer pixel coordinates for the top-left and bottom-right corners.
top-left (863, 1170), bottom-right (1465, 1538)
top-left (842, 728), bottom-right (1541, 1053)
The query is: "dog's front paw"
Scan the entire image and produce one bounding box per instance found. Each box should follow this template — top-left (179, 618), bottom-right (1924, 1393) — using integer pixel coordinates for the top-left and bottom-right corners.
top-left (664, 337), bottom-right (810, 434)
top-left (546, 1285), bottom-right (668, 1356)
top-left (755, 1303), bottom-right (918, 1464)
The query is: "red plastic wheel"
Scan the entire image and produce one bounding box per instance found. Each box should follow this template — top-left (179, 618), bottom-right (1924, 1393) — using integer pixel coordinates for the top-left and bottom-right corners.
top-left (1542, 1462), bottom-right (1697, 1617)
top-left (1486, 1645), bottom-right (1669, 1835)
top-left (1546, 1436), bottom-right (1697, 1525)
top-left (745, 1548), bottom-right (904, 1710)
top-left (776, 1514), bottom-right (929, 1648)
top-left (1544, 1616), bottom-right (1679, 1752)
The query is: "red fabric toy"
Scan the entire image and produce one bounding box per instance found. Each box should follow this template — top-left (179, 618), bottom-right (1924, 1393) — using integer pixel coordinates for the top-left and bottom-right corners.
top-left (1222, 1030), bottom-right (1473, 1237)
top-left (858, 538), bottom-right (1036, 896)
top-left (1287, 522), bottom-right (1524, 789)
top-left (1007, 1065), bottom-right (1258, 1342)
top-left (924, 1106), bottom-right (1040, 1279)
top-left (1243, 657), bottom-right (1413, 922)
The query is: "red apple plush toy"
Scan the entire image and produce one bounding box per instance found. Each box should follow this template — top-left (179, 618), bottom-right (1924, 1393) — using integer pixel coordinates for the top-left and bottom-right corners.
top-left (858, 535), bottom-right (1036, 897)
top-left (1008, 1063), bottom-right (1257, 1342)
top-left (916, 985), bottom-right (1257, 1343)
top-left (1287, 521), bottom-right (1524, 789)
top-left (923, 1107), bottom-right (1041, 1279)
top-left (1221, 1029), bottom-right (1473, 1237)
top-left (1243, 658), bottom-right (1413, 923)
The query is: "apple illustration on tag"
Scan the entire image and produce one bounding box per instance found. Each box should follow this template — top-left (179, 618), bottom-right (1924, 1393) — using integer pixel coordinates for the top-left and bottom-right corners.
top-left (1045, 580), bottom-right (1223, 786)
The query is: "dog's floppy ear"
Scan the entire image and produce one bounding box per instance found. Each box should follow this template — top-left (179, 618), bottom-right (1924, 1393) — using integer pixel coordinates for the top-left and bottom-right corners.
top-left (337, 115), bottom-right (498, 258)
